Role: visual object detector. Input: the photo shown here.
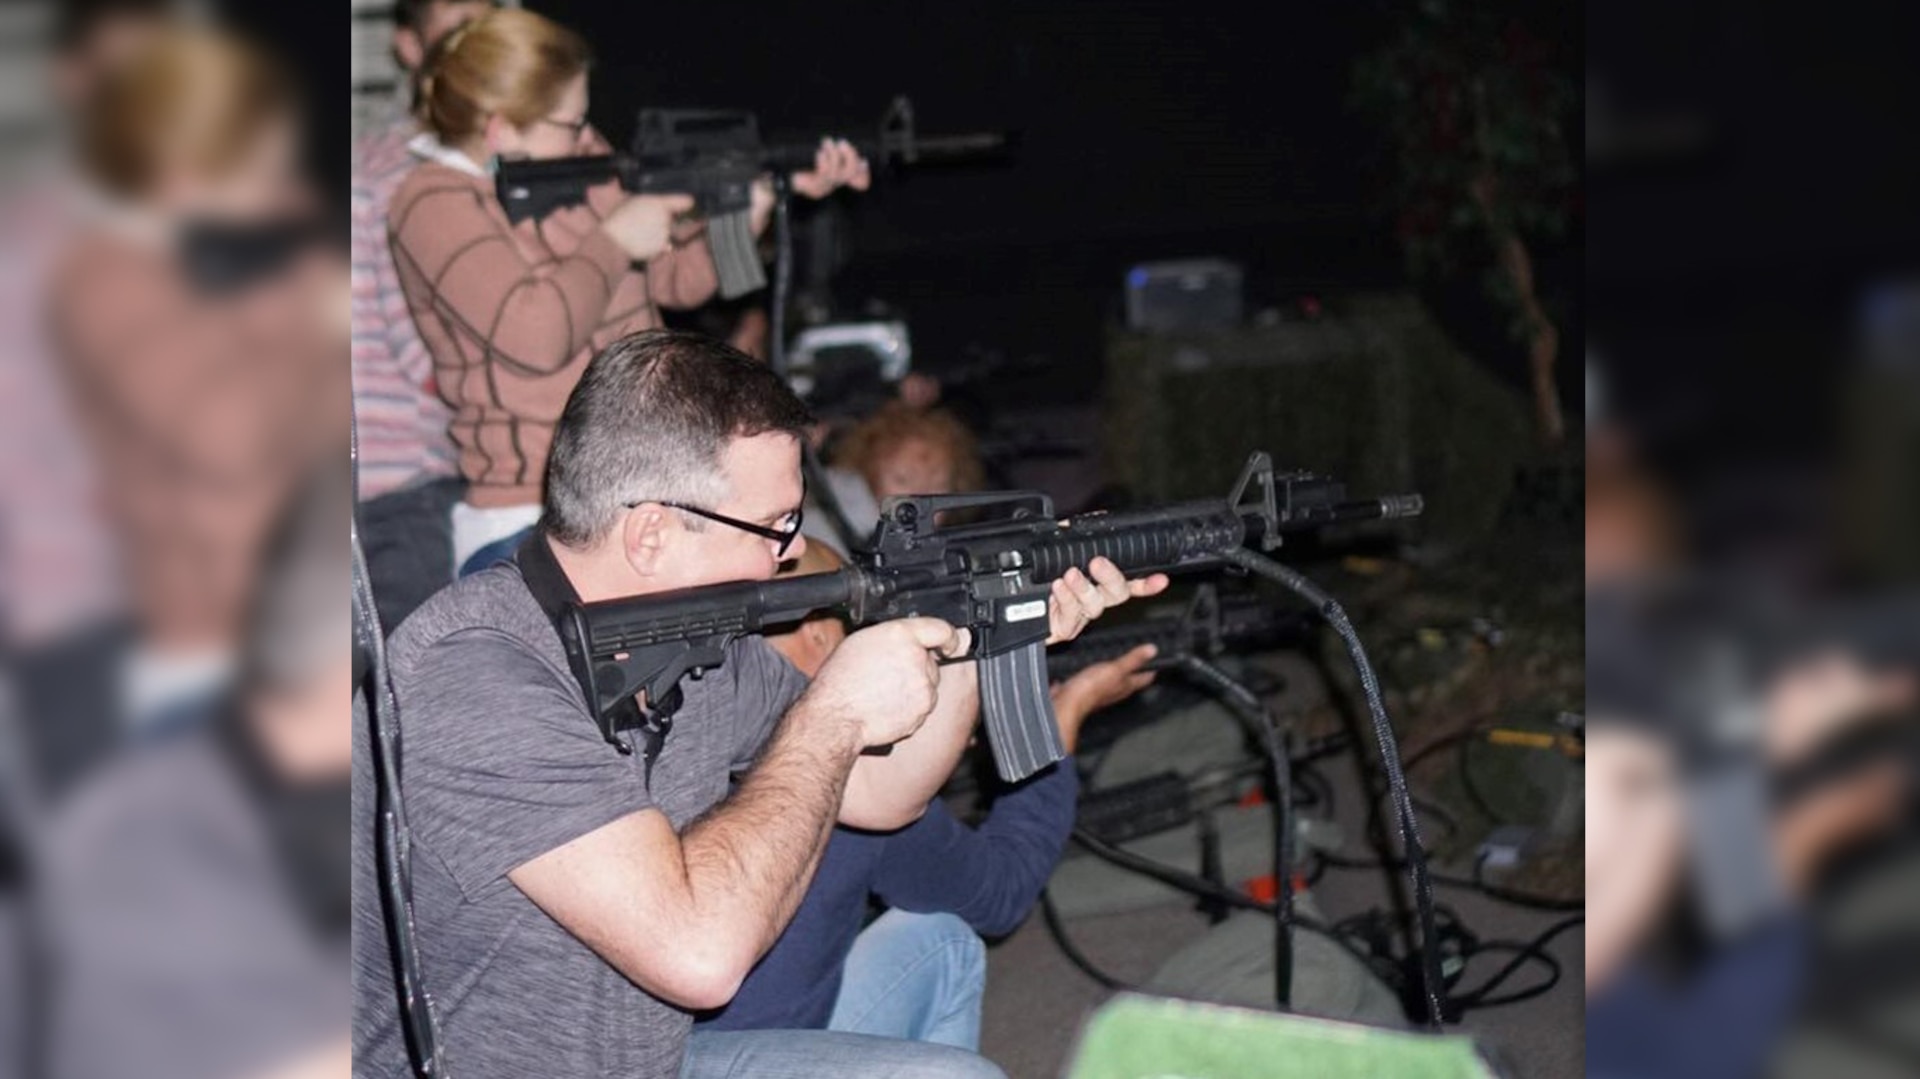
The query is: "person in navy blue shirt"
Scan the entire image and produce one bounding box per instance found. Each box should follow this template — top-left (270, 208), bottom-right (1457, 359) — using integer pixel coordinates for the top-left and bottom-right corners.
top-left (1585, 595), bottom-right (1913, 1079)
top-left (696, 544), bottom-right (1159, 1048)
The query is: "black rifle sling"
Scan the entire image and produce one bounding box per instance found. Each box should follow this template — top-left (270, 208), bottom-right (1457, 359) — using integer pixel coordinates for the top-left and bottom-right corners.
top-left (977, 641), bottom-right (1066, 783)
top-left (513, 533), bottom-right (673, 784)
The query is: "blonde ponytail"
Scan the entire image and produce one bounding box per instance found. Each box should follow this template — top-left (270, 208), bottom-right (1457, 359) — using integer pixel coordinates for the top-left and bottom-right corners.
top-left (417, 8), bottom-right (590, 144)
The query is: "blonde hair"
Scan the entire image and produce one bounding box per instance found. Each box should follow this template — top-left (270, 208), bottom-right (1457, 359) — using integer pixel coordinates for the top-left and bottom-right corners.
top-left (418, 8), bottom-right (590, 144)
top-left (80, 28), bottom-right (295, 198)
top-left (832, 402), bottom-right (986, 496)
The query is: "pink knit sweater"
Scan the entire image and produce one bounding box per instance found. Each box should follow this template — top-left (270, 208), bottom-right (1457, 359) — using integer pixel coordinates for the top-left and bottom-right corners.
top-left (388, 163), bottom-right (719, 508)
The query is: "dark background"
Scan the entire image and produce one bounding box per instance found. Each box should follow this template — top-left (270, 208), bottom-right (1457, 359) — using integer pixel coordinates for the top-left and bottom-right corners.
top-left (1590, 1), bottom-right (1920, 502)
top-left (224, 3), bottom-right (353, 203)
top-left (526, 0), bottom-right (1582, 409)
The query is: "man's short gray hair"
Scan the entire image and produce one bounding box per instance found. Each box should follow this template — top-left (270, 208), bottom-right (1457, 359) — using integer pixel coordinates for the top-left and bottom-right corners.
top-left (542, 329), bottom-right (815, 547)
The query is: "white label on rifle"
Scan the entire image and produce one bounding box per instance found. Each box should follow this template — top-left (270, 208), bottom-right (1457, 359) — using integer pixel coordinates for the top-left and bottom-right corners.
top-left (1004, 600), bottom-right (1047, 623)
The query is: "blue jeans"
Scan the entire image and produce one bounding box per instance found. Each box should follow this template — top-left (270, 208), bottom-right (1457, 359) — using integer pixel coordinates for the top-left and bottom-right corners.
top-left (827, 909), bottom-right (987, 1051)
top-left (681, 1028), bottom-right (1003, 1079)
top-left (358, 476), bottom-right (464, 630)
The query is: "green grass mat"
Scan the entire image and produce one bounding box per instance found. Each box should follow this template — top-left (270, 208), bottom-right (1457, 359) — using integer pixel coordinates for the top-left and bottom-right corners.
top-left (1065, 994), bottom-right (1497, 1079)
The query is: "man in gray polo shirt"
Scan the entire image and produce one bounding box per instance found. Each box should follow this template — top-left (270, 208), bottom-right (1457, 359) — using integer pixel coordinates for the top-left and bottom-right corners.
top-left (352, 329), bottom-right (1164, 1078)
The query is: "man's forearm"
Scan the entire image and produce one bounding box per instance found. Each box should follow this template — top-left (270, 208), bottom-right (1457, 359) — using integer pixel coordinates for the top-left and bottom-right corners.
top-left (842, 661), bottom-right (980, 829)
top-left (679, 697), bottom-right (862, 964)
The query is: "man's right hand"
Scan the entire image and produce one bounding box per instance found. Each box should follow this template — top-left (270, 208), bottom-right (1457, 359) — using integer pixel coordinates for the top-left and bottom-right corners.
top-left (599, 193), bottom-right (697, 262)
top-left (801, 617), bottom-right (968, 748)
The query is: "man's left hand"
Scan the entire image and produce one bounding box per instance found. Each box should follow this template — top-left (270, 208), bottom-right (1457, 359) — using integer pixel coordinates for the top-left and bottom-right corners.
top-left (750, 139), bottom-right (871, 235)
top-left (1051, 644), bottom-right (1158, 753)
top-left (1045, 557), bottom-right (1170, 645)
top-left (791, 138), bottom-right (871, 199)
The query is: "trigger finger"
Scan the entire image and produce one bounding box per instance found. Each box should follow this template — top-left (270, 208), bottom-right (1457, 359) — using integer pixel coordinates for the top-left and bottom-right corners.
top-left (944, 626), bottom-right (974, 659)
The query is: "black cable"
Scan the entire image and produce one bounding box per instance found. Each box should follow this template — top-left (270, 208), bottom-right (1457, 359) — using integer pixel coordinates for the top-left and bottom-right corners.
top-left (1406, 723), bottom-right (1577, 829)
top-left (1040, 889), bottom-right (1134, 991)
top-left (1304, 850), bottom-right (1329, 887)
top-left (1071, 827), bottom-right (1271, 914)
top-left (352, 412), bottom-right (448, 1077)
top-left (1458, 949), bottom-right (1561, 1010)
top-left (1468, 853), bottom-right (1584, 912)
top-left (1044, 875), bottom-right (1386, 1000)
top-left (1452, 915), bottom-right (1583, 1011)
top-left (1320, 901), bottom-right (1565, 1017)
top-left (1180, 655), bottom-right (1293, 1011)
top-left (1222, 547), bottom-right (1447, 1030)
top-left (1324, 722), bottom-right (1580, 912)
top-left (1052, 554), bottom-right (1564, 1020)
top-left (765, 176), bottom-right (863, 556)
top-left (1362, 730), bottom-right (1478, 854)
top-left (1065, 827), bottom-right (1382, 974)
top-left (1400, 728), bottom-right (1484, 773)
top-left (1314, 850), bottom-right (1583, 912)
top-left (1410, 794), bottom-right (1462, 838)
top-left (767, 174), bottom-right (793, 377)
top-left (1298, 742), bottom-right (1455, 838)
top-left (1294, 760), bottom-right (1336, 811)
top-left (1355, 785), bottom-right (1461, 841)
top-left (1297, 732), bottom-right (1355, 763)
top-left (1458, 733), bottom-right (1514, 826)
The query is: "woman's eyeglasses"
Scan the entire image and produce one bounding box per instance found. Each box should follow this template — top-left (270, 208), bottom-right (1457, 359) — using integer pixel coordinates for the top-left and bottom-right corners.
top-left (535, 114), bottom-right (591, 138)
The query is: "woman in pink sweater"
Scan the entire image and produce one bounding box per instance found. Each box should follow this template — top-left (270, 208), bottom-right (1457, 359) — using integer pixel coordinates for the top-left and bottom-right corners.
top-left (388, 8), bottom-right (867, 569)
top-left (53, 28), bottom-right (346, 724)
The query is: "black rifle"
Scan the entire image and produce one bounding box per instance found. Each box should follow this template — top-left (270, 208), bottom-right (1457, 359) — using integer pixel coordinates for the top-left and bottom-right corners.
top-left (1045, 582), bottom-right (1315, 683)
top-left (1072, 760), bottom-right (1270, 846)
top-left (494, 97), bottom-right (1008, 300)
top-left (557, 453), bottom-right (1421, 783)
top-left (178, 212), bottom-right (337, 295)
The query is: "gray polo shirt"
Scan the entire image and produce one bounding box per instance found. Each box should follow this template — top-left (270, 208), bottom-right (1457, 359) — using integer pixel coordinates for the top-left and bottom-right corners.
top-left (351, 565), bottom-right (806, 1079)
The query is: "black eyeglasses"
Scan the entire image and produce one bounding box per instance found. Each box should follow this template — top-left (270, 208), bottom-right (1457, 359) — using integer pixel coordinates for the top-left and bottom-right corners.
top-left (535, 114), bottom-right (591, 138)
top-left (628, 499), bottom-right (806, 557)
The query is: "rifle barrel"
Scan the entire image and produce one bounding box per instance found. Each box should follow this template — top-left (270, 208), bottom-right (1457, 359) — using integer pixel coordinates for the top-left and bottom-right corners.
top-left (761, 130), bottom-right (1011, 171)
top-left (1270, 494), bottom-right (1424, 533)
top-left (886, 132), bottom-right (1011, 159)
